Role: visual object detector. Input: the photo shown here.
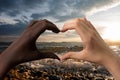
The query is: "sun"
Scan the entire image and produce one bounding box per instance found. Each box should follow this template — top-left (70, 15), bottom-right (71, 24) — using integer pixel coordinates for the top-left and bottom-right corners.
top-left (103, 22), bottom-right (120, 42)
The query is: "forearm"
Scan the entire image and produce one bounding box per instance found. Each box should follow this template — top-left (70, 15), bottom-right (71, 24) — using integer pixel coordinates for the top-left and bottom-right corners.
top-left (76, 20), bottom-right (120, 79)
top-left (102, 49), bottom-right (120, 80)
top-left (0, 62), bottom-right (8, 79)
top-left (0, 50), bottom-right (16, 79)
top-left (0, 56), bottom-right (10, 79)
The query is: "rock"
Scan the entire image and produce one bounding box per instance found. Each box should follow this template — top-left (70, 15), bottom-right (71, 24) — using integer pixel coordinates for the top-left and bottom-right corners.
top-left (95, 77), bottom-right (104, 80)
top-left (31, 71), bottom-right (42, 77)
top-left (4, 59), bottom-right (114, 80)
top-left (70, 76), bottom-right (79, 80)
top-left (96, 66), bottom-right (110, 75)
top-left (48, 75), bottom-right (61, 80)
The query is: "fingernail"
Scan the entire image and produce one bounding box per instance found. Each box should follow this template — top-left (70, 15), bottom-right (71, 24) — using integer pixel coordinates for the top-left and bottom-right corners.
top-left (53, 29), bottom-right (60, 33)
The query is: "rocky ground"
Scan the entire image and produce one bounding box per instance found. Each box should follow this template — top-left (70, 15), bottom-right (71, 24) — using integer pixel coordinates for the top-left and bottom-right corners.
top-left (4, 59), bottom-right (114, 80)
top-left (1, 42), bottom-right (119, 80)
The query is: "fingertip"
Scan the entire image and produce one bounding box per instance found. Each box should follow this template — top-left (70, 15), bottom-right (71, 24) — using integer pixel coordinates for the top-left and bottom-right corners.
top-left (60, 27), bottom-right (68, 32)
top-left (60, 29), bottom-right (66, 32)
top-left (52, 53), bottom-right (60, 60)
top-left (60, 53), bottom-right (71, 61)
top-left (57, 57), bottom-right (60, 61)
top-left (52, 55), bottom-right (60, 61)
top-left (52, 29), bottom-right (60, 33)
top-left (60, 56), bottom-right (64, 62)
top-left (60, 56), bottom-right (67, 62)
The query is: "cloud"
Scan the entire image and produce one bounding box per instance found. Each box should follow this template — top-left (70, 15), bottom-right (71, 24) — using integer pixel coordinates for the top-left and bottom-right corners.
top-left (30, 0), bottom-right (120, 22)
top-left (0, 35), bottom-right (18, 42)
top-left (0, 0), bottom-right (120, 23)
top-left (0, 20), bottom-right (27, 35)
top-left (0, 0), bottom-right (120, 42)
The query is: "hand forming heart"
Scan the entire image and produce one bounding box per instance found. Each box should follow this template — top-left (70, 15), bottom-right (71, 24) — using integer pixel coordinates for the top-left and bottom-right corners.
top-left (0, 18), bottom-right (113, 70)
top-left (0, 18), bottom-right (120, 80)
top-left (0, 19), bottom-right (60, 78)
top-left (61, 18), bottom-right (120, 80)
top-left (61, 18), bottom-right (114, 65)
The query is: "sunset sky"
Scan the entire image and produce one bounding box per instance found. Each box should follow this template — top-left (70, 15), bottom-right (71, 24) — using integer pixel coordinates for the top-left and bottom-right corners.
top-left (0, 0), bottom-right (120, 42)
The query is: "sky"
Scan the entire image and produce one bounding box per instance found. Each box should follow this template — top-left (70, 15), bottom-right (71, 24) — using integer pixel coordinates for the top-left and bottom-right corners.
top-left (0, 0), bottom-right (120, 42)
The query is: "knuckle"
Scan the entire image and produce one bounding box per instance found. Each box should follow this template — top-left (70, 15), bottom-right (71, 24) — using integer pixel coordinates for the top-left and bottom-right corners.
top-left (74, 18), bottom-right (81, 27)
top-left (74, 18), bottom-right (80, 22)
top-left (42, 19), bottom-right (48, 23)
top-left (31, 20), bottom-right (38, 23)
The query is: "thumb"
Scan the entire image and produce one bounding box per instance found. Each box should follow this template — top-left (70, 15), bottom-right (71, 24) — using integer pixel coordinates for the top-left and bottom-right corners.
top-left (40, 51), bottom-right (60, 60)
top-left (60, 51), bottom-right (86, 61)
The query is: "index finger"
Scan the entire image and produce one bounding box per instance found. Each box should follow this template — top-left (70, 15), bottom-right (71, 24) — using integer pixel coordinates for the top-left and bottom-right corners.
top-left (44, 20), bottom-right (60, 33)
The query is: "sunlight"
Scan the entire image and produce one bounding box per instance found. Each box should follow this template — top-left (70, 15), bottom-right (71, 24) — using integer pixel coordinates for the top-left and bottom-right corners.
top-left (103, 22), bottom-right (120, 41)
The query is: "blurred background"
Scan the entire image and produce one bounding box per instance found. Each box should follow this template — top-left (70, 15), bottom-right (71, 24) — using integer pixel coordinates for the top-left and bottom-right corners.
top-left (0, 0), bottom-right (120, 43)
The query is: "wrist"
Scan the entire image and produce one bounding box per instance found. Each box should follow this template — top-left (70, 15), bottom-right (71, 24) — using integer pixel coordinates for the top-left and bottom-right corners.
top-left (101, 49), bottom-right (120, 79)
top-left (0, 54), bottom-right (10, 79)
top-left (102, 48), bottom-right (119, 66)
top-left (0, 51), bottom-right (18, 79)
